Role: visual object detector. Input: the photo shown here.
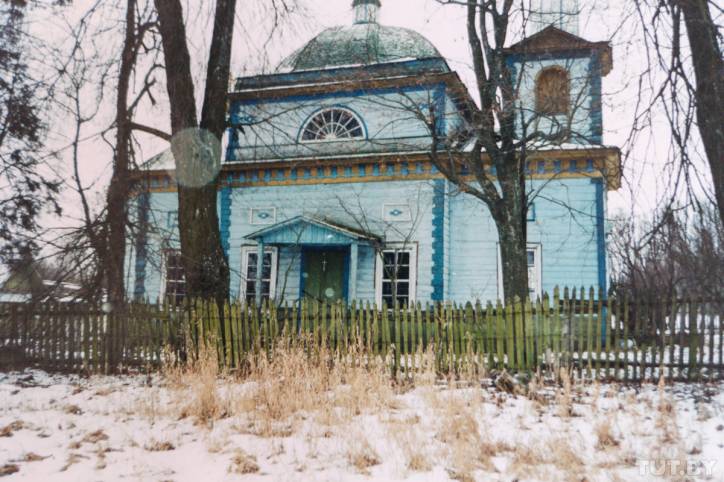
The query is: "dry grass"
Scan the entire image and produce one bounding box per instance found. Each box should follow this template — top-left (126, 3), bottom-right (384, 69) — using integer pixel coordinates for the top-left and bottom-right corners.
top-left (435, 391), bottom-right (496, 479)
top-left (60, 453), bottom-right (88, 472)
top-left (394, 426), bottom-right (432, 473)
top-left (596, 420), bottom-right (621, 449)
top-left (81, 429), bottom-right (108, 444)
top-left (228, 449), bottom-right (259, 474)
top-left (511, 437), bottom-right (585, 480)
top-left (176, 343), bottom-right (228, 424)
top-left (143, 339), bottom-right (697, 480)
top-left (0, 464), bottom-right (19, 476)
top-left (556, 368), bottom-right (574, 417)
top-left (64, 404), bottom-right (82, 415)
top-left (157, 337), bottom-right (401, 444)
top-left (656, 376), bottom-right (680, 445)
top-left (0, 420), bottom-right (23, 437)
top-left (21, 452), bottom-right (49, 462)
top-left (144, 440), bottom-right (175, 451)
top-left (347, 437), bottom-right (381, 475)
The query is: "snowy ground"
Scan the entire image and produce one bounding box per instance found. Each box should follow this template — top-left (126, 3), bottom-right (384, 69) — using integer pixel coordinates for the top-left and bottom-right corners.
top-left (0, 369), bottom-right (723, 481)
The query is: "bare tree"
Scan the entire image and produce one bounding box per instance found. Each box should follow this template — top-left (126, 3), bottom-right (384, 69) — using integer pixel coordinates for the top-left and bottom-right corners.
top-left (610, 206), bottom-right (723, 301)
top-left (153, 0), bottom-right (236, 303)
top-left (631, 0), bottom-right (722, 224)
top-left (427, 1), bottom-right (610, 300)
top-left (0, 0), bottom-right (61, 261)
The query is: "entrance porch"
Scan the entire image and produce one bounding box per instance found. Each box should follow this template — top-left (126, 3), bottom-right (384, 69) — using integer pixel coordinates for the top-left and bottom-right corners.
top-left (244, 216), bottom-right (379, 305)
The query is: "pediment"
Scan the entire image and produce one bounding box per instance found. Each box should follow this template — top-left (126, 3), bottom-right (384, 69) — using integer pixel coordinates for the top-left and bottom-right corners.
top-left (505, 26), bottom-right (612, 75)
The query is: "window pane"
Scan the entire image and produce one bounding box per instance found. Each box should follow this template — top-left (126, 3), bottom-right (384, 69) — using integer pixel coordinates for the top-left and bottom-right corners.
top-left (383, 252), bottom-right (396, 266)
top-left (247, 253), bottom-right (258, 278)
top-left (382, 282), bottom-right (393, 296)
top-left (262, 253), bottom-right (272, 278)
top-left (397, 265), bottom-right (410, 280)
top-left (527, 250), bottom-right (535, 267)
top-left (397, 282), bottom-right (409, 296)
top-left (397, 252), bottom-right (410, 265)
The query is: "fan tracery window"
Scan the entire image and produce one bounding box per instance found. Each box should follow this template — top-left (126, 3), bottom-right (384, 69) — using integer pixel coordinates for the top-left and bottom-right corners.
top-left (535, 67), bottom-right (570, 115)
top-left (300, 108), bottom-right (365, 142)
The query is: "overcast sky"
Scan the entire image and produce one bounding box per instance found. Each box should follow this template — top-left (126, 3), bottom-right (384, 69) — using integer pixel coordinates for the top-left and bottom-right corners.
top-left (31, 0), bottom-right (714, 235)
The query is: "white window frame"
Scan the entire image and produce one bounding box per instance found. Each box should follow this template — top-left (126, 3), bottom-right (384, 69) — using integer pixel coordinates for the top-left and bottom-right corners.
top-left (496, 243), bottom-right (543, 301)
top-left (239, 245), bottom-right (279, 302)
top-left (159, 248), bottom-right (186, 304)
top-left (299, 107), bottom-right (366, 144)
top-left (375, 242), bottom-right (418, 307)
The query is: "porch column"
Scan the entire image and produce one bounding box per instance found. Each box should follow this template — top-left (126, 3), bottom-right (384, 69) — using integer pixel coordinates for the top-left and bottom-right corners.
top-left (255, 239), bottom-right (265, 307)
top-left (349, 242), bottom-right (358, 302)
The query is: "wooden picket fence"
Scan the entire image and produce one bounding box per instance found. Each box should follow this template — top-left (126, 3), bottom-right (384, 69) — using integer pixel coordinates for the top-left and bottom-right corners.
top-left (0, 288), bottom-right (722, 382)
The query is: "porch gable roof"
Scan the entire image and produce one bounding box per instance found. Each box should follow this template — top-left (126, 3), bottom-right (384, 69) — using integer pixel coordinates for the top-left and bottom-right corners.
top-left (244, 216), bottom-right (379, 246)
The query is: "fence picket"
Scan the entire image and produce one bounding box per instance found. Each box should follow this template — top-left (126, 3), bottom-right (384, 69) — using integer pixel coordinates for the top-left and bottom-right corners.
top-left (0, 292), bottom-right (721, 382)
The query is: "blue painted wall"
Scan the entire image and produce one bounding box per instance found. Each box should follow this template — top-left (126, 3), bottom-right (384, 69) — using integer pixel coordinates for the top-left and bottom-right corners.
top-left (128, 175), bottom-right (606, 304)
top-left (228, 84), bottom-right (462, 162)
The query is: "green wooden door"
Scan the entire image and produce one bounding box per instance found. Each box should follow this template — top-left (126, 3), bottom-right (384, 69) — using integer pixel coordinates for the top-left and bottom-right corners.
top-left (302, 249), bottom-right (347, 303)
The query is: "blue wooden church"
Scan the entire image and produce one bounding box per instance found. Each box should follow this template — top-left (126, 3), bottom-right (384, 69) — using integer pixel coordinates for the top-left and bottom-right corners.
top-left (127, 0), bottom-right (620, 306)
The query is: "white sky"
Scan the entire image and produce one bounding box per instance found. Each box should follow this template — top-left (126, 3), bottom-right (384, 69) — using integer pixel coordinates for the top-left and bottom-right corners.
top-left (27, 0), bottom-right (714, 239)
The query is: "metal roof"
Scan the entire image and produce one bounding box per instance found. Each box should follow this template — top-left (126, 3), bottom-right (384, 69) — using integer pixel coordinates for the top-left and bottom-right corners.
top-left (277, 23), bottom-right (442, 73)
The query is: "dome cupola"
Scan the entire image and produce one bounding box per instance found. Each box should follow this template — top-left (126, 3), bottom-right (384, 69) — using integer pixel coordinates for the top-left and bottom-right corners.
top-left (277, 0), bottom-right (442, 73)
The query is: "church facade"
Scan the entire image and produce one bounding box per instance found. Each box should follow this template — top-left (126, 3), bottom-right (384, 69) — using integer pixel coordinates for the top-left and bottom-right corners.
top-left (126, 0), bottom-right (620, 306)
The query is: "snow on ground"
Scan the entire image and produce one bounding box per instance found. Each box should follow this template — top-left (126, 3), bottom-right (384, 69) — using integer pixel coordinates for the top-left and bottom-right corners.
top-left (0, 369), bottom-right (723, 481)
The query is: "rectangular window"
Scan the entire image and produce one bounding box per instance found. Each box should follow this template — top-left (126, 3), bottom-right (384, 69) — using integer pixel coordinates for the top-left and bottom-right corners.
top-left (375, 244), bottom-right (417, 307)
top-left (240, 246), bottom-right (277, 303)
top-left (163, 249), bottom-right (186, 305)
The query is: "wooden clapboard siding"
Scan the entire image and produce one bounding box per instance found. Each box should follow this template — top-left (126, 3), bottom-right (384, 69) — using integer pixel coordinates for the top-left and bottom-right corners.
top-left (448, 177), bottom-right (601, 301)
top-left (229, 85), bottom-right (453, 162)
top-left (130, 176), bottom-right (605, 306)
top-left (226, 180), bottom-right (435, 302)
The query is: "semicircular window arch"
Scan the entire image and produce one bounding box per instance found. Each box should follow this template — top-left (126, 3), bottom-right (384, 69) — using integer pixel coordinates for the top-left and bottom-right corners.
top-left (300, 108), bottom-right (366, 142)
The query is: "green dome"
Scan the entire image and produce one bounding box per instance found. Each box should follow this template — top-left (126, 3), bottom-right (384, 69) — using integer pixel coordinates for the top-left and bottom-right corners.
top-left (277, 23), bottom-right (442, 73)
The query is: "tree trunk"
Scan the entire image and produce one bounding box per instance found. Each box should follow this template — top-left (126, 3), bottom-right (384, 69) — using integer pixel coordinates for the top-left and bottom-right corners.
top-left (675, 0), bottom-right (724, 225)
top-left (106, 0), bottom-right (135, 308)
top-left (154, 0), bottom-right (234, 302)
top-left (493, 189), bottom-right (530, 302)
top-left (104, 0), bottom-right (136, 370)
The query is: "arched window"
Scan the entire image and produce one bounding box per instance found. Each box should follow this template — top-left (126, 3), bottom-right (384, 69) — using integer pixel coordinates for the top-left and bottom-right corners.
top-left (535, 67), bottom-right (570, 115)
top-left (300, 108), bottom-right (365, 142)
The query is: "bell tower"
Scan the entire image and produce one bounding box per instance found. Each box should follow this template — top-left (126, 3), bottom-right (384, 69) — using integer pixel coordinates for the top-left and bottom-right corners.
top-left (529, 0), bottom-right (580, 35)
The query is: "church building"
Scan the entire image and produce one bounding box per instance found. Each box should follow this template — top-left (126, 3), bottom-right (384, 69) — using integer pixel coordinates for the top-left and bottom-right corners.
top-left (127, 0), bottom-right (620, 306)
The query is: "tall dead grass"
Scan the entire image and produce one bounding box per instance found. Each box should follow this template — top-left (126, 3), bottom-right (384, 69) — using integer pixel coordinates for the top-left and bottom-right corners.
top-left (163, 341), bottom-right (229, 425)
top-left (163, 337), bottom-right (398, 436)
